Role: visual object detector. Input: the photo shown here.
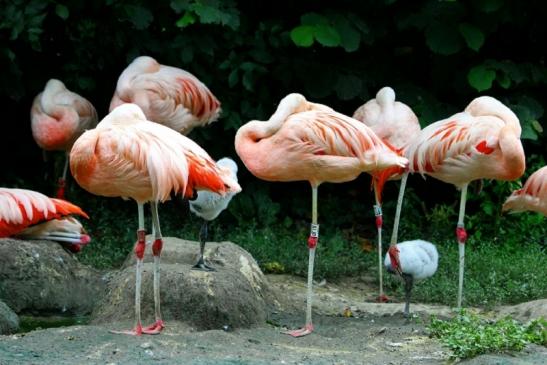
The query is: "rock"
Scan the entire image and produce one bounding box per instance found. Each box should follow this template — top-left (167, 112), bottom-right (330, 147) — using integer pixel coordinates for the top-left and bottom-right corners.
top-left (0, 300), bottom-right (19, 334)
top-left (493, 299), bottom-right (547, 322)
top-left (92, 237), bottom-right (274, 330)
top-left (0, 238), bottom-right (106, 315)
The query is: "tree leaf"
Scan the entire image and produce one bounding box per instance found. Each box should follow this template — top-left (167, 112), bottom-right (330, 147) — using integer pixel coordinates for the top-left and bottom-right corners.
top-left (176, 11), bottom-right (196, 28)
top-left (314, 24), bottom-right (341, 47)
top-left (425, 23), bottom-right (462, 55)
top-left (55, 4), bottom-right (69, 20)
top-left (458, 23), bottom-right (484, 51)
top-left (335, 20), bottom-right (361, 52)
top-left (496, 72), bottom-right (511, 89)
top-left (228, 69), bottom-right (238, 88)
top-left (301, 12), bottom-right (329, 26)
top-left (467, 65), bottom-right (496, 92)
top-left (531, 120), bottom-right (543, 133)
top-left (476, 0), bottom-right (503, 13)
top-left (290, 25), bottom-right (315, 47)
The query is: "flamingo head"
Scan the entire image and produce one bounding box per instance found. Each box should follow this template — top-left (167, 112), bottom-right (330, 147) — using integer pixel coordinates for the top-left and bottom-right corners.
top-left (388, 245), bottom-right (403, 275)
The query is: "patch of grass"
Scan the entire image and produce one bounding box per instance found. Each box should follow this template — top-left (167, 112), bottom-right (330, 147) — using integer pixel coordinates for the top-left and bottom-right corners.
top-left (428, 310), bottom-right (547, 359)
top-left (390, 239), bottom-right (547, 308)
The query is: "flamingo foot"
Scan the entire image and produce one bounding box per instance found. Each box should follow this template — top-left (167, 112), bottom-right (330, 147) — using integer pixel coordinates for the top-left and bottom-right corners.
top-left (282, 323), bottom-right (314, 337)
top-left (376, 294), bottom-right (389, 303)
top-left (192, 260), bottom-right (216, 272)
top-left (110, 323), bottom-right (143, 336)
top-left (142, 320), bottom-right (164, 335)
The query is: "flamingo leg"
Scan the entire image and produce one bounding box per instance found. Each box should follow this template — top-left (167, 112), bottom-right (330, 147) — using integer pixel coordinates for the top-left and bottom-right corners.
top-left (143, 201), bottom-right (165, 334)
top-left (192, 220), bottom-right (216, 271)
top-left (390, 172), bottom-right (409, 246)
top-left (402, 273), bottom-right (413, 318)
top-left (111, 203), bottom-right (146, 336)
top-left (374, 181), bottom-right (388, 303)
top-left (456, 184), bottom-right (469, 309)
top-left (56, 153), bottom-right (69, 199)
top-left (283, 185), bottom-right (318, 337)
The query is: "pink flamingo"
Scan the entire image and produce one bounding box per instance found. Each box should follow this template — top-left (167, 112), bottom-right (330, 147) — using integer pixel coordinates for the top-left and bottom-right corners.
top-left (0, 188), bottom-right (90, 251)
top-left (404, 96), bottom-right (526, 308)
top-left (70, 103), bottom-right (240, 336)
top-left (235, 93), bottom-right (408, 337)
top-left (109, 55), bottom-right (221, 135)
top-left (353, 86), bottom-right (421, 302)
top-left (31, 79), bottom-right (98, 199)
top-left (503, 165), bottom-right (547, 215)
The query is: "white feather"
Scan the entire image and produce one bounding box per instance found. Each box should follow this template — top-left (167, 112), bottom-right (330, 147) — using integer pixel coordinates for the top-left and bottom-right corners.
top-left (189, 157), bottom-right (240, 221)
top-left (384, 239), bottom-right (439, 280)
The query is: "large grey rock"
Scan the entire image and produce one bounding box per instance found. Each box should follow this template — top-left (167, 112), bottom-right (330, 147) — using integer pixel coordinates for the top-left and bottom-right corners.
top-left (0, 300), bottom-right (19, 334)
top-left (92, 237), bottom-right (274, 330)
top-left (0, 238), bottom-right (106, 315)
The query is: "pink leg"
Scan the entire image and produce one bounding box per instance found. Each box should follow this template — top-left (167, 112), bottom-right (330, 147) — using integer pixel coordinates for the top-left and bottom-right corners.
top-left (56, 154), bottom-right (69, 199)
top-left (110, 228), bottom-right (146, 336)
top-left (143, 201), bottom-right (164, 334)
top-left (142, 238), bottom-right (164, 334)
top-left (282, 186), bottom-right (318, 337)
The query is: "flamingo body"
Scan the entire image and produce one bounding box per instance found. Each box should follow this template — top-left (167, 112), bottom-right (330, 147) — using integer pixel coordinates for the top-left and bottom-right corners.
top-left (353, 86), bottom-right (421, 150)
top-left (0, 188), bottom-right (88, 238)
top-left (70, 104), bottom-right (239, 203)
top-left (110, 56), bottom-right (221, 135)
top-left (235, 94), bottom-right (408, 188)
top-left (385, 240), bottom-right (438, 280)
top-left (31, 79), bottom-right (98, 152)
top-left (503, 166), bottom-right (547, 215)
top-left (406, 96), bottom-right (525, 187)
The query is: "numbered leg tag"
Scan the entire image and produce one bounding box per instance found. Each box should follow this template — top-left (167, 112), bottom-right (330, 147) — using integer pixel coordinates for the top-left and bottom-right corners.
top-left (308, 223), bottom-right (320, 249)
top-left (373, 205), bottom-right (383, 217)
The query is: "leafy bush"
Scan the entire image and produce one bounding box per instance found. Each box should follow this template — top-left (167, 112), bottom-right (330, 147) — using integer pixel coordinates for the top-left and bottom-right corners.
top-left (429, 310), bottom-right (547, 359)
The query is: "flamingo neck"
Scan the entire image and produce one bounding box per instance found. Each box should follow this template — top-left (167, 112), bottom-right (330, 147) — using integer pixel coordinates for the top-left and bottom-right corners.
top-left (499, 126), bottom-right (525, 180)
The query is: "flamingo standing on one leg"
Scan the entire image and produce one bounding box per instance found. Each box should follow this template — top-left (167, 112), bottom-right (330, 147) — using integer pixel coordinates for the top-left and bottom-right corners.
top-left (353, 86), bottom-right (421, 302)
top-left (31, 79), bottom-right (98, 199)
top-left (70, 103), bottom-right (240, 336)
top-left (189, 157), bottom-right (240, 271)
top-left (502, 165), bottom-right (547, 215)
top-left (0, 188), bottom-right (90, 252)
top-left (385, 239), bottom-right (438, 317)
top-left (109, 55), bottom-right (221, 135)
top-left (235, 93), bottom-right (408, 337)
top-left (404, 96), bottom-right (526, 308)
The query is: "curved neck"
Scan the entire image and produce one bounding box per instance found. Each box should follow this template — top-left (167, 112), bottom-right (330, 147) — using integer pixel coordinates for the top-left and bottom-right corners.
top-left (499, 126), bottom-right (525, 179)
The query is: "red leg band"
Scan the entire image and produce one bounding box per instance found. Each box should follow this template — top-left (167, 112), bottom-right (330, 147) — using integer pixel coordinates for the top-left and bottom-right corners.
top-left (152, 238), bottom-right (163, 256)
top-left (135, 229), bottom-right (146, 259)
top-left (375, 216), bottom-right (383, 229)
top-left (456, 226), bottom-right (467, 243)
top-left (308, 236), bottom-right (318, 249)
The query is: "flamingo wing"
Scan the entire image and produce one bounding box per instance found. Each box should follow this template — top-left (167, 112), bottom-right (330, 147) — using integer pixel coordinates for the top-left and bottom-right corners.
top-left (502, 166), bottom-right (547, 215)
top-left (0, 188), bottom-right (88, 237)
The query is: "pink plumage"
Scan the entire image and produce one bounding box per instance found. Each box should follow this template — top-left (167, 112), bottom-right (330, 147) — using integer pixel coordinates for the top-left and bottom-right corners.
top-left (109, 56), bottom-right (221, 135)
top-left (503, 166), bottom-right (547, 215)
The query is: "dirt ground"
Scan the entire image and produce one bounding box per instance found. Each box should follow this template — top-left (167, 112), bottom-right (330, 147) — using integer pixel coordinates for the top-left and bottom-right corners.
top-left (0, 274), bottom-right (545, 365)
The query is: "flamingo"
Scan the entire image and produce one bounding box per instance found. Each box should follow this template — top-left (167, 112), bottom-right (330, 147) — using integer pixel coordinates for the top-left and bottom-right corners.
top-left (31, 79), bottom-right (98, 199)
top-left (109, 55), bottom-right (221, 135)
top-left (189, 157), bottom-right (240, 271)
top-left (70, 103), bottom-right (241, 336)
top-left (353, 86), bottom-right (421, 302)
top-left (235, 93), bottom-right (408, 337)
top-left (502, 165), bottom-right (547, 215)
top-left (404, 96), bottom-right (526, 308)
top-left (0, 188), bottom-right (90, 252)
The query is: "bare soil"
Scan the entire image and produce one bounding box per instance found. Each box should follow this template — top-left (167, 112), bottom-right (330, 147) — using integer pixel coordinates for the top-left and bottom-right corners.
top-left (0, 274), bottom-right (545, 365)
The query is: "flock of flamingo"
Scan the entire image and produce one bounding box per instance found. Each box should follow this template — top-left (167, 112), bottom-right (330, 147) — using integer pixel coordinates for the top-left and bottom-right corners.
top-left (0, 55), bottom-right (545, 338)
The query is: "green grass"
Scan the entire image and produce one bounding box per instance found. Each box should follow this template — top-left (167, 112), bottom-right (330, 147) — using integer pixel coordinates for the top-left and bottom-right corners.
top-left (34, 174), bottom-right (546, 309)
top-left (428, 310), bottom-right (547, 359)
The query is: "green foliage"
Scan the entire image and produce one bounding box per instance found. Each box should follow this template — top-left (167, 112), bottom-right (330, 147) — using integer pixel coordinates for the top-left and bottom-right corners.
top-left (429, 310), bottom-right (547, 359)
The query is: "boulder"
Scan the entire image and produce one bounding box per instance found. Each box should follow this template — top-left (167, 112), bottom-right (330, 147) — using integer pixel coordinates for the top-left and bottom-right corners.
top-left (0, 300), bottom-right (19, 334)
top-left (91, 237), bottom-right (274, 330)
top-left (0, 238), bottom-right (106, 315)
